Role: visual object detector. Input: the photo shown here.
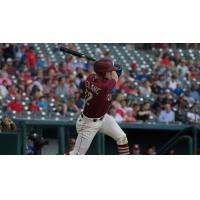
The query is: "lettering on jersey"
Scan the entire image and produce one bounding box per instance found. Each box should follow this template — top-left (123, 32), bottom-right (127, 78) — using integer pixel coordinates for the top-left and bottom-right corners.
top-left (107, 93), bottom-right (112, 101)
top-left (85, 80), bottom-right (101, 95)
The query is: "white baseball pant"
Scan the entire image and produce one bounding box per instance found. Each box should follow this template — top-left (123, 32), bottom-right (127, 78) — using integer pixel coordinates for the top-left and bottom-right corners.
top-left (70, 113), bottom-right (129, 155)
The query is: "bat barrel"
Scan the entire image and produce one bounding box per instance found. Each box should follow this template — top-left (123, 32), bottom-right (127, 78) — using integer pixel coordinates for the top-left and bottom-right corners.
top-left (60, 46), bottom-right (96, 61)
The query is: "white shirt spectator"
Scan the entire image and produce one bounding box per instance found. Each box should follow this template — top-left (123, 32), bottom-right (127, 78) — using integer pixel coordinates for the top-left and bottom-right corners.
top-left (176, 64), bottom-right (189, 77)
top-left (158, 110), bottom-right (175, 123)
top-left (139, 86), bottom-right (152, 96)
top-left (187, 112), bottom-right (200, 123)
top-left (0, 85), bottom-right (8, 98)
top-left (169, 80), bottom-right (178, 90)
top-left (95, 47), bottom-right (102, 55)
top-left (156, 80), bottom-right (165, 88)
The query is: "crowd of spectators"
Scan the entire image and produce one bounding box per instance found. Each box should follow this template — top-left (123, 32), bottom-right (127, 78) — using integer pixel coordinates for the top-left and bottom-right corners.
top-left (0, 43), bottom-right (200, 125)
top-left (0, 43), bottom-right (90, 119)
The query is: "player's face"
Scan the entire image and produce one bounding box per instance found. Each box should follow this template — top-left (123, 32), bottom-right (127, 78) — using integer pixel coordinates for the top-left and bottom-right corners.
top-left (105, 72), bottom-right (112, 79)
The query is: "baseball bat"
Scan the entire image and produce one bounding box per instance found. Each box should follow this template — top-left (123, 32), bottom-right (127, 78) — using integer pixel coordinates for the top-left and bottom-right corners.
top-left (60, 46), bottom-right (96, 61)
top-left (59, 46), bottom-right (122, 75)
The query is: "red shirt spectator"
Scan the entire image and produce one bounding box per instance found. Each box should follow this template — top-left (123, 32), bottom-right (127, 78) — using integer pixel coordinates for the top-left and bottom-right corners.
top-left (124, 109), bottom-right (137, 123)
top-left (161, 55), bottom-right (171, 67)
top-left (26, 48), bottom-right (35, 68)
top-left (48, 64), bottom-right (58, 74)
top-left (190, 68), bottom-right (198, 79)
top-left (124, 116), bottom-right (136, 123)
top-left (7, 100), bottom-right (24, 112)
top-left (22, 71), bottom-right (33, 82)
top-left (116, 107), bottom-right (126, 117)
top-left (131, 63), bottom-right (137, 70)
top-left (7, 85), bottom-right (17, 97)
top-left (28, 101), bottom-right (40, 112)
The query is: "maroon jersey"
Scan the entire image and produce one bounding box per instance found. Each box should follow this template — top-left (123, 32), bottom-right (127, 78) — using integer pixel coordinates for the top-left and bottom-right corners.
top-left (83, 74), bottom-right (116, 118)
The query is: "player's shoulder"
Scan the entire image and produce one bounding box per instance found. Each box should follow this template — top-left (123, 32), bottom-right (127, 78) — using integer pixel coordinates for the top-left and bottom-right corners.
top-left (87, 73), bottom-right (95, 81)
top-left (98, 78), bottom-right (116, 90)
top-left (86, 74), bottom-right (116, 89)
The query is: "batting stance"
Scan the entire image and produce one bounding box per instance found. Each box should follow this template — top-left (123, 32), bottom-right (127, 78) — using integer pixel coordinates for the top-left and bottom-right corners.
top-left (70, 58), bottom-right (130, 155)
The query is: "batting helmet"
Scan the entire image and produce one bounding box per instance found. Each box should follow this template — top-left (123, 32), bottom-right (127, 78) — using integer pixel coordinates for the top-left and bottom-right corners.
top-left (94, 58), bottom-right (117, 74)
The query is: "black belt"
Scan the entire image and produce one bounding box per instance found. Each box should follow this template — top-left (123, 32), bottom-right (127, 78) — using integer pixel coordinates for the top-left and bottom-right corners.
top-left (81, 114), bottom-right (104, 122)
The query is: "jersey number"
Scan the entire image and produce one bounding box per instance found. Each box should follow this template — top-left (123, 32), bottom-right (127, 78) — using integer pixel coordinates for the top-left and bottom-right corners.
top-left (85, 89), bottom-right (93, 106)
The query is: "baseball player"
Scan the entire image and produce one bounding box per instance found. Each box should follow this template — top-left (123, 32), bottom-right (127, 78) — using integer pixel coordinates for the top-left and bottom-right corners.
top-left (70, 58), bottom-right (130, 155)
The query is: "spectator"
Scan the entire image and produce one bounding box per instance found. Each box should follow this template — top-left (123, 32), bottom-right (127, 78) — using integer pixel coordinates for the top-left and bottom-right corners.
top-left (64, 138), bottom-right (76, 155)
top-left (74, 91), bottom-right (84, 109)
top-left (156, 74), bottom-right (166, 89)
top-left (124, 108), bottom-right (136, 123)
top-left (136, 68), bottom-right (149, 81)
top-left (187, 105), bottom-right (200, 124)
top-left (75, 73), bottom-right (84, 88)
top-left (28, 99), bottom-right (40, 112)
top-left (17, 46), bottom-right (28, 71)
top-left (54, 101), bottom-right (67, 115)
top-left (65, 56), bottom-right (75, 73)
top-left (183, 90), bottom-right (195, 105)
top-left (169, 74), bottom-right (179, 90)
top-left (26, 46), bottom-right (36, 74)
top-left (2, 44), bottom-right (15, 60)
top-left (0, 71), bottom-right (12, 85)
top-left (7, 94), bottom-right (24, 112)
top-left (0, 80), bottom-right (8, 98)
top-left (37, 96), bottom-right (48, 110)
top-left (189, 85), bottom-right (200, 102)
top-left (171, 52), bottom-right (181, 66)
top-left (139, 80), bottom-right (152, 96)
top-left (29, 85), bottom-right (42, 99)
top-left (160, 53), bottom-right (171, 67)
top-left (168, 149), bottom-right (176, 155)
top-left (132, 103), bottom-right (141, 118)
top-left (158, 104), bottom-right (175, 123)
top-left (95, 44), bottom-right (103, 58)
top-left (113, 101), bottom-right (126, 118)
top-left (7, 84), bottom-right (17, 97)
top-left (131, 144), bottom-right (141, 155)
top-left (67, 98), bottom-right (80, 114)
top-left (35, 53), bottom-right (45, 69)
top-left (26, 138), bottom-right (35, 155)
top-left (176, 59), bottom-right (189, 77)
top-left (67, 79), bottom-right (79, 98)
top-left (146, 146), bottom-right (156, 155)
top-left (136, 102), bottom-right (155, 121)
top-left (151, 81), bottom-right (162, 94)
top-left (108, 105), bottom-right (124, 123)
top-left (55, 76), bottom-right (68, 100)
top-left (43, 78), bottom-right (52, 96)
top-left (173, 83), bottom-right (184, 96)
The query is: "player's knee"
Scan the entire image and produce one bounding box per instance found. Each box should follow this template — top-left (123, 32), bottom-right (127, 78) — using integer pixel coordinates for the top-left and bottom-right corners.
top-left (116, 134), bottom-right (128, 145)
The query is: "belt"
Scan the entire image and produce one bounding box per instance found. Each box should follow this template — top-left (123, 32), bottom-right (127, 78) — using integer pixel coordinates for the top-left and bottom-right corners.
top-left (81, 114), bottom-right (104, 122)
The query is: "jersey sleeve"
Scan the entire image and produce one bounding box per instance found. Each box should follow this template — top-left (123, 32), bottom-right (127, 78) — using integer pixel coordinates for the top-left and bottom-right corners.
top-left (106, 79), bottom-right (116, 91)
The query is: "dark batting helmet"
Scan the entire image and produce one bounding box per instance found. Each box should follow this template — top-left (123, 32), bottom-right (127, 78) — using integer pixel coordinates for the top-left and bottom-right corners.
top-left (93, 58), bottom-right (117, 74)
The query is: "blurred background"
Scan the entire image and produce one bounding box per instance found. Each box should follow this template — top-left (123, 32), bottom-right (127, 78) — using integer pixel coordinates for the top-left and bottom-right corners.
top-left (0, 43), bottom-right (200, 155)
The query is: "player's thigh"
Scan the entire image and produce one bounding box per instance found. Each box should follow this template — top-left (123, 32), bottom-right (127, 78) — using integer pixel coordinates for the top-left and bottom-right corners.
top-left (76, 116), bottom-right (102, 139)
top-left (100, 114), bottom-right (126, 140)
top-left (72, 118), bottom-right (103, 154)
